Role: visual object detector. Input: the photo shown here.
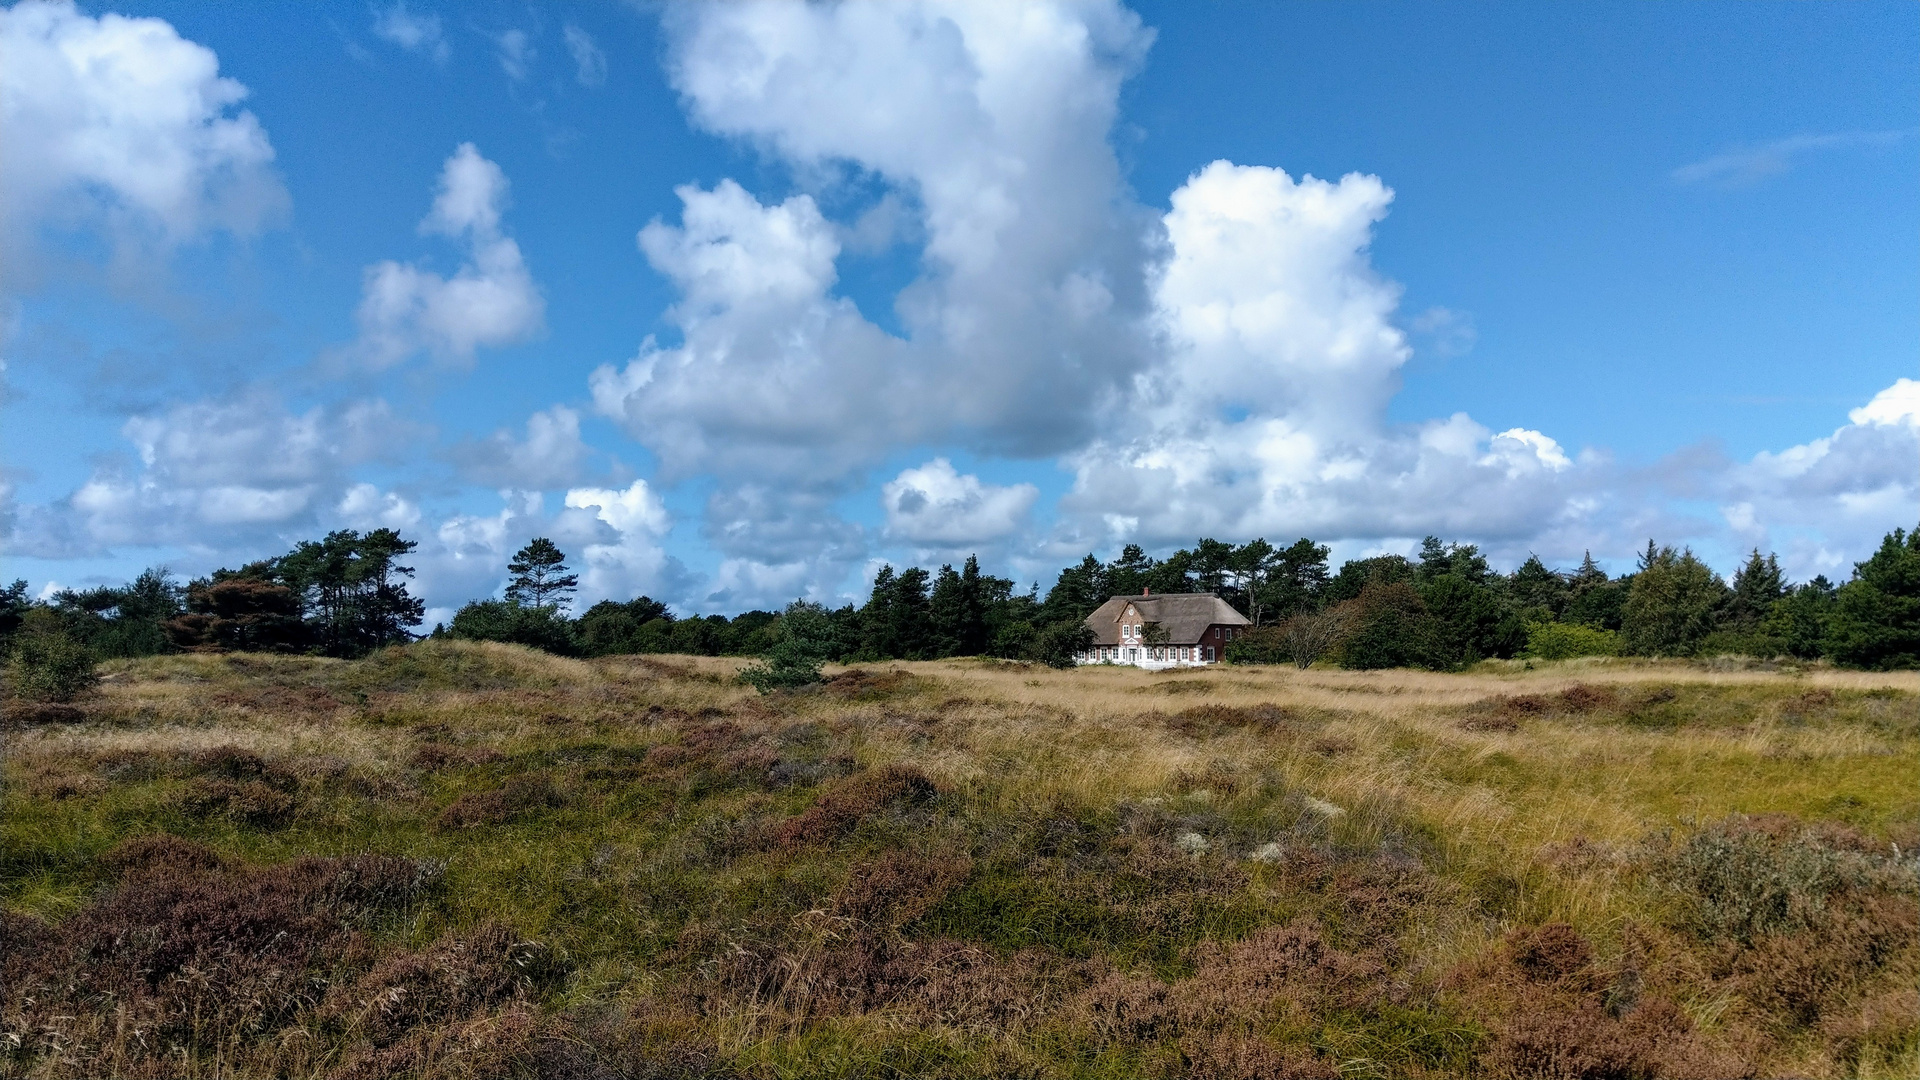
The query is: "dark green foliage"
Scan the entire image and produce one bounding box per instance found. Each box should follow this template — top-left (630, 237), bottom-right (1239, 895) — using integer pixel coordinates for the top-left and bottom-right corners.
top-left (858, 565), bottom-right (934, 660)
top-left (1564, 553), bottom-right (1629, 631)
top-left (1259, 538), bottom-right (1332, 621)
top-left (1026, 620), bottom-right (1095, 668)
top-left (49, 568), bottom-right (183, 658)
top-left (927, 556), bottom-right (998, 657)
top-left (1725, 549), bottom-right (1786, 630)
top-left (1325, 555), bottom-right (1415, 606)
top-left (1421, 576), bottom-right (1525, 668)
top-left (1223, 625), bottom-right (1289, 665)
top-left (447, 600), bottom-right (580, 655)
top-left (1762, 577), bottom-right (1835, 660)
top-left (1418, 542), bottom-right (1526, 667)
top-left (505, 537), bottom-right (578, 611)
top-left (740, 600), bottom-right (836, 691)
top-left (6, 609), bottom-right (99, 702)
top-left (18, 524), bottom-right (1920, 675)
top-left (1621, 544), bottom-right (1729, 657)
top-left (1826, 524), bottom-right (1920, 670)
top-left (1507, 555), bottom-right (1569, 620)
top-left (0, 579), bottom-right (30, 644)
top-left (1339, 583), bottom-right (1430, 670)
top-left (572, 596), bottom-right (672, 655)
top-left (1041, 554), bottom-right (1109, 624)
top-left (275, 529), bottom-right (426, 657)
top-left (165, 568), bottom-right (308, 653)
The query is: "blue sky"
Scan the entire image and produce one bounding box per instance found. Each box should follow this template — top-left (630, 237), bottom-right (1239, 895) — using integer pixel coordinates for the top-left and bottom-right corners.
top-left (2, 0), bottom-right (1915, 621)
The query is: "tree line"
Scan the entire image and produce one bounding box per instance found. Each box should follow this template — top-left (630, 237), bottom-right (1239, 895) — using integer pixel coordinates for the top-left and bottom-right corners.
top-left (8, 522), bottom-right (1919, 702)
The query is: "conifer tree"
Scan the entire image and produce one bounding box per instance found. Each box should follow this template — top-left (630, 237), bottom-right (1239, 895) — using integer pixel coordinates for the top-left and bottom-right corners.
top-left (506, 538), bottom-right (578, 611)
top-left (1725, 549), bottom-right (1786, 630)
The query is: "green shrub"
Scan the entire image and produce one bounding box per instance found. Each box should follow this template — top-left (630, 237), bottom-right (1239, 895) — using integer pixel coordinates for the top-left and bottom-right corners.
top-left (1224, 625), bottom-right (1289, 665)
top-left (740, 600), bottom-right (834, 691)
top-left (1695, 629), bottom-right (1786, 659)
top-left (447, 599), bottom-right (579, 656)
top-left (1522, 621), bottom-right (1621, 660)
top-left (1025, 621), bottom-right (1095, 668)
top-left (6, 613), bottom-right (100, 702)
top-left (1651, 818), bottom-right (1903, 944)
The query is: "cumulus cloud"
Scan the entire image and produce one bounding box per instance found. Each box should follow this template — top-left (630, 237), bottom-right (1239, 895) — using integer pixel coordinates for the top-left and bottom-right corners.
top-left (1047, 158), bottom-right (1606, 565)
top-left (580, 2), bottom-right (1661, 586)
top-left (1716, 378), bottom-right (1920, 577)
top-left (594, 1), bottom-right (1160, 484)
top-left (591, 180), bottom-right (912, 478)
top-left (371, 2), bottom-right (448, 64)
top-left (446, 406), bottom-right (593, 490)
top-left (563, 24), bottom-right (606, 87)
top-left (337, 483), bottom-right (422, 531)
top-left (11, 393), bottom-right (420, 556)
top-left (560, 480), bottom-right (685, 603)
top-left (348, 143), bottom-right (545, 370)
top-left (883, 459), bottom-right (1038, 546)
top-left (0, 0), bottom-right (287, 280)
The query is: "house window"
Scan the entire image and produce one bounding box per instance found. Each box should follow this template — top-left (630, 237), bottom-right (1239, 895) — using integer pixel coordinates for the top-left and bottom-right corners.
top-left (1205, 646), bottom-right (1215, 662)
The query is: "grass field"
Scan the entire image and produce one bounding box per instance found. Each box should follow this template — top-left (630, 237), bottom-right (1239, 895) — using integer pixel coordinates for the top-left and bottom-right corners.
top-left (3, 642), bottom-right (1916, 1079)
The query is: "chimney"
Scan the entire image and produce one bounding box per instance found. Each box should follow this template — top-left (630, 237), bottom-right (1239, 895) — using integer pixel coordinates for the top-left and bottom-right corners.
top-left (1142, 587), bottom-right (1150, 596)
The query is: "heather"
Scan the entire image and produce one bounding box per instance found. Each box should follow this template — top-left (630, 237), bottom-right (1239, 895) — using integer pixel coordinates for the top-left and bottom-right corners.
top-left (3, 643), bottom-right (1916, 1078)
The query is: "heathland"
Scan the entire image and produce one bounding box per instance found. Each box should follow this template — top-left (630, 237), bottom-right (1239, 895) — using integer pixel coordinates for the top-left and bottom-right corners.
top-left (3, 643), bottom-right (1916, 1079)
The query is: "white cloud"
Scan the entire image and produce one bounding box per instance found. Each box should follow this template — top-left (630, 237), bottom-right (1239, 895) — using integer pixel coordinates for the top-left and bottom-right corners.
top-left (563, 24), bottom-right (605, 87)
top-left (590, 179), bottom-right (910, 478)
top-left (1848, 377), bottom-right (1920, 429)
top-left (882, 458), bottom-right (1038, 546)
top-left (446, 405), bottom-right (593, 490)
top-left (594, 2), bottom-right (1161, 485)
top-left (1050, 159), bottom-right (1620, 561)
top-left (496, 28), bottom-right (534, 83)
top-left (337, 483), bottom-right (422, 531)
top-left (560, 480), bottom-right (681, 603)
top-left (0, 0), bottom-right (286, 279)
top-left (371, 2), bottom-right (448, 64)
top-left (348, 144), bottom-right (545, 370)
top-left (1673, 130), bottom-right (1904, 187)
top-left (22, 393), bottom-right (420, 553)
top-left (1147, 161), bottom-right (1407, 433)
top-left (1718, 377), bottom-right (1920, 578)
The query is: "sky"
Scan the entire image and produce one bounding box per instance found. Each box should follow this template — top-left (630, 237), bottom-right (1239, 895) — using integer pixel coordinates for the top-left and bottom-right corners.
top-left (2, 0), bottom-right (1915, 624)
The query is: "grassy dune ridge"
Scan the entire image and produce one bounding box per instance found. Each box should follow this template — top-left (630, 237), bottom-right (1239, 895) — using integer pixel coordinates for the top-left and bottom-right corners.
top-left (2, 641), bottom-right (1916, 1078)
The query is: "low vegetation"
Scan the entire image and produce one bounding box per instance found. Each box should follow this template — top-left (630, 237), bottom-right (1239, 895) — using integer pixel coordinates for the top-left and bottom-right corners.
top-left (4, 643), bottom-right (1916, 1078)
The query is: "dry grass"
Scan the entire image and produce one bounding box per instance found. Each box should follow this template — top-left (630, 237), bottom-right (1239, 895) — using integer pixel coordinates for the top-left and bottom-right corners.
top-left (2, 643), bottom-right (1915, 1078)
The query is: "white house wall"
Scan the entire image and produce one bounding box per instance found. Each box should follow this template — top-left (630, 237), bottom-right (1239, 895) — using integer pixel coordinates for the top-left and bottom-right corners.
top-left (1078, 647), bottom-right (1218, 670)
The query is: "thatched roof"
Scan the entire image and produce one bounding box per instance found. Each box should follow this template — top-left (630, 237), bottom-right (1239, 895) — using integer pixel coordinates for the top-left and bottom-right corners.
top-left (1082, 593), bottom-right (1249, 645)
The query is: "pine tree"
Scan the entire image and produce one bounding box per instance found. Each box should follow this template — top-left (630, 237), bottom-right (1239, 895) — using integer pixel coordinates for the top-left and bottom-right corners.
top-left (1621, 545), bottom-right (1729, 656)
top-left (1509, 554), bottom-right (1569, 617)
top-left (1724, 549), bottom-right (1786, 630)
top-left (506, 538), bottom-right (579, 611)
top-left (1826, 525), bottom-right (1920, 670)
